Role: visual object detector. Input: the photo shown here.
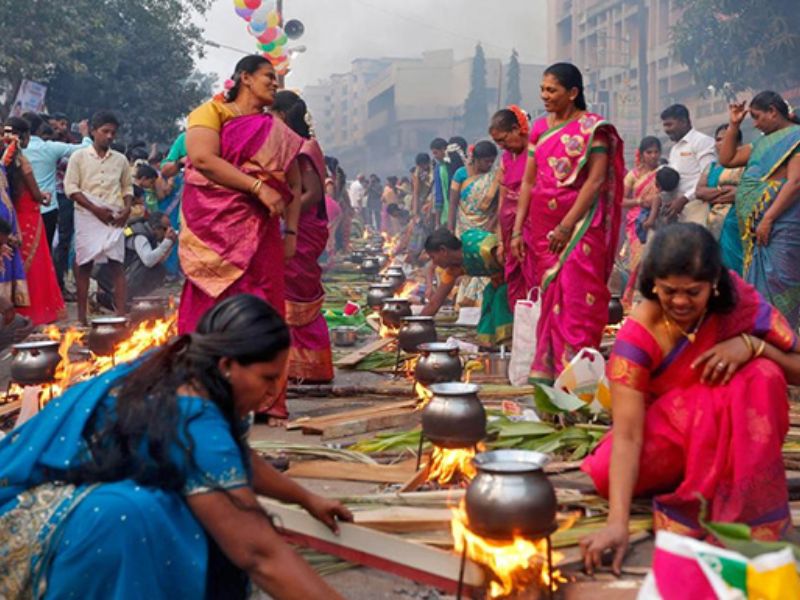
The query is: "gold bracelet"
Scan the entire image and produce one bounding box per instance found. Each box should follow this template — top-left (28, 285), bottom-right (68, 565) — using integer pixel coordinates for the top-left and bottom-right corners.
top-left (250, 179), bottom-right (263, 195)
top-left (755, 338), bottom-right (767, 358)
top-left (740, 333), bottom-right (754, 358)
top-left (511, 231), bottom-right (522, 240)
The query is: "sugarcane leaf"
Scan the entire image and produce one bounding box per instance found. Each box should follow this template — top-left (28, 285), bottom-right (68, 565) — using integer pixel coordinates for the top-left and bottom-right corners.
top-left (494, 421), bottom-right (556, 438)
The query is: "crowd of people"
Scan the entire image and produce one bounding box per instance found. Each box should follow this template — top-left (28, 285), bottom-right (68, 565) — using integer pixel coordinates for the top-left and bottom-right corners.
top-left (1, 51), bottom-right (800, 598)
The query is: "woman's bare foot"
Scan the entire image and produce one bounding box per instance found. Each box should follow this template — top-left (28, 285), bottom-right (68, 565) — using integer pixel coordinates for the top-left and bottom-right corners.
top-left (267, 416), bottom-right (287, 428)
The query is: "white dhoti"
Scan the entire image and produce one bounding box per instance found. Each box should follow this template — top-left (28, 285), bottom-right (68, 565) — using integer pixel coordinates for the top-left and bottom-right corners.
top-left (74, 194), bottom-right (125, 266)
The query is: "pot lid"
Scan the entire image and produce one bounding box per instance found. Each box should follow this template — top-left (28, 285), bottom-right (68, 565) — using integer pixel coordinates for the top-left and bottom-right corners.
top-left (417, 342), bottom-right (459, 353)
top-left (383, 297), bottom-right (410, 303)
top-left (429, 382), bottom-right (479, 395)
top-left (472, 449), bottom-right (550, 473)
top-left (91, 316), bottom-right (129, 325)
top-left (369, 283), bottom-right (395, 290)
top-left (12, 340), bottom-right (60, 351)
top-left (401, 316), bottom-right (434, 322)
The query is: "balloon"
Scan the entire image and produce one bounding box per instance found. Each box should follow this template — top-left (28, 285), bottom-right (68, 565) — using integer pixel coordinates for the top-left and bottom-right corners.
top-left (257, 27), bottom-right (278, 43)
top-left (260, 41), bottom-right (277, 52)
top-left (248, 21), bottom-right (267, 35)
top-left (243, 0), bottom-right (261, 8)
top-left (267, 10), bottom-right (280, 28)
top-left (235, 6), bottom-right (253, 20)
top-left (251, 4), bottom-right (269, 24)
top-left (233, 0), bottom-right (247, 8)
top-left (284, 19), bottom-right (304, 40)
top-left (268, 46), bottom-right (283, 58)
top-left (276, 34), bottom-right (288, 46)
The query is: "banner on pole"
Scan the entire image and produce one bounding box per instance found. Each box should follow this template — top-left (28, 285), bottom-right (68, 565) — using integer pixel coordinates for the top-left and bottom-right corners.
top-left (9, 80), bottom-right (48, 118)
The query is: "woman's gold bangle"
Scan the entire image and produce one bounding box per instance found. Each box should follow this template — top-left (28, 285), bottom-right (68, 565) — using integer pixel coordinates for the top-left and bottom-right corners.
top-left (511, 231), bottom-right (522, 240)
top-left (755, 338), bottom-right (767, 358)
top-left (740, 333), bottom-right (754, 358)
top-left (250, 179), bottom-right (263, 195)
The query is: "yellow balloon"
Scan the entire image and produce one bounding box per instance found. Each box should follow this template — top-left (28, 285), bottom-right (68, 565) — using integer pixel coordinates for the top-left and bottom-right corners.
top-left (267, 10), bottom-right (280, 27)
top-left (268, 46), bottom-right (283, 58)
top-left (233, 0), bottom-right (247, 9)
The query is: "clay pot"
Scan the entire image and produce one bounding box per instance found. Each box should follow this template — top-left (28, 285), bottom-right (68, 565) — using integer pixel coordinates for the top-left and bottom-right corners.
top-left (10, 340), bottom-right (62, 385)
top-left (366, 283), bottom-right (395, 310)
top-left (421, 382), bottom-right (486, 448)
top-left (465, 450), bottom-right (557, 540)
top-left (130, 296), bottom-right (168, 324)
top-left (414, 342), bottom-right (462, 386)
top-left (398, 316), bottom-right (437, 353)
top-left (361, 257), bottom-right (381, 275)
top-left (608, 296), bottom-right (624, 325)
top-left (88, 317), bottom-right (130, 356)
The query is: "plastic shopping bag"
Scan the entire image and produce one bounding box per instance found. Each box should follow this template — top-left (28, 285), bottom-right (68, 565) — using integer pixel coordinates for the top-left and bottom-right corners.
top-left (508, 291), bottom-right (540, 386)
top-left (554, 347), bottom-right (611, 413)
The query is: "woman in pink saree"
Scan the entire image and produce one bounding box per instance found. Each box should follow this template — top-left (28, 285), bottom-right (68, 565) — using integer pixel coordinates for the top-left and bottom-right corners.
top-left (181, 56), bottom-right (303, 425)
top-left (510, 63), bottom-right (625, 384)
top-left (489, 106), bottom-right (532, 308)
top-left (580, 224), bottom-right (800, 575)
top-left (272, 91), bottom-right (334, 383)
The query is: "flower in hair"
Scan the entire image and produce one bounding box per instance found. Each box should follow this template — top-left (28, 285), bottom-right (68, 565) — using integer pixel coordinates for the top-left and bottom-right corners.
top-left (508, 104), bottom-right (531, 137)
top-left (223, 78), bottom-right (235, 91)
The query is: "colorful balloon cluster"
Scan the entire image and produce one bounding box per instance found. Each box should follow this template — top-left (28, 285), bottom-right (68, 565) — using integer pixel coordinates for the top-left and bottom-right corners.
top-left (232, 0), bottom-right (290, 75)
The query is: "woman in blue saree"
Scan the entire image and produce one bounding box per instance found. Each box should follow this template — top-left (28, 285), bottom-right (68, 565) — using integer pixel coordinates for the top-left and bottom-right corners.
top-left (0, 162), bottom-right (29, 308)
top-left (0, 294), bottom-right (351, 599)
top-left (720, 91), bottom-right (800, 327)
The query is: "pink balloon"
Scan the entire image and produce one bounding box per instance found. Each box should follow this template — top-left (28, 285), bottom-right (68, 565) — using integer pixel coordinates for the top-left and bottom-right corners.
top-left (244, 0), bottom-right (261, 8)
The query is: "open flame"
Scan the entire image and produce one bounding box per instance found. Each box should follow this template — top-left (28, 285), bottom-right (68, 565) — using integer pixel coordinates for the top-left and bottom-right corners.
top-left (414, 381), bottom-right (433, 409)
top-left (427, 446), bottom-right (477, 485)
top-left (382, 232), bottom-right (402, 257)
top-left (93, 316), bottom-right (176, 373)
top-left (451, 500), bottom-right (567, 598)
top-left (395, 281), bottom-right (419, 300)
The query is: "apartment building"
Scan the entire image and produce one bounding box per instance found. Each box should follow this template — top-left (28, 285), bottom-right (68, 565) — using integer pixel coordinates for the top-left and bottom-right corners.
top-left (304, 50), bottom-right (546, 176)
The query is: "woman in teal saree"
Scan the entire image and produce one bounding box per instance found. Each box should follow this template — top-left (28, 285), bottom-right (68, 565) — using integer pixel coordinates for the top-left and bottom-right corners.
top-left (720, 91), bottom-right (800, 328)
top-left (0, 294), bottom-right (351, 599)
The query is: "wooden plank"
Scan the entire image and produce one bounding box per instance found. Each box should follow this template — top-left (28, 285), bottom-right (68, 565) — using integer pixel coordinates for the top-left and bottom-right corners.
top-left (261, 498), bottom-right (484, 593)
top-left (320, 407), bottom-right (420, 440)
top-left (287, 400), bottom-right (416, 431)
top-left (334, 337), bottom-right (394, 368)
top-left (353, 507), bottom-right (454, 533)
top-left (0, 400), bottom-right (21, 418)
top-left (287, 459), bottom-right (418, 484)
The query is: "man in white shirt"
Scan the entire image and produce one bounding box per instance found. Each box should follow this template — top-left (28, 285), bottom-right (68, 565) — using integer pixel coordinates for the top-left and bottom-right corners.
top-left (348, 174), bottom-right (367, 222)
top-left (661, 104), bottom-right (716, 226)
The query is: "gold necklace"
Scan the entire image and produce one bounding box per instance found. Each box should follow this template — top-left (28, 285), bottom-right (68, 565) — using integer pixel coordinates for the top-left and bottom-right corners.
top-left (663, 310), bottom-right (706, 344)
top-left (228, 101), bottom-right (243, 117)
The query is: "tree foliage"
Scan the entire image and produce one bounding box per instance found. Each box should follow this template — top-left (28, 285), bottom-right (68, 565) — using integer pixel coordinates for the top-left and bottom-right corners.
top-left (671, 0), bottom-right (800, 94)
top-left (506, 49), bottom-right (522, 107)
top-left (0, 0), bottom-right (214, 142)
top-left (463, 43), bottom-right (489, 142)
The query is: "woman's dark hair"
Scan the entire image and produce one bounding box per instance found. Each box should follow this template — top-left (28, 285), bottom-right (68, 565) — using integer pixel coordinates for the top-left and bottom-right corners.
top-left (0, 217), bottom-right (11, 236)
top-left (4, 117), bottom-right (30, 199)
top-left (544, 62), bottom-right (587, 111)
top-left (715, 123), bottom-right (743, 143)
top-left (750, 90), bottom-right (800, 124)
top-left (490, 108), bottom-right (518, 132)
top-left (472, 140), bottom-right (499, 160)
top-left (135, 163), bottom-right (158, 180)
top-left (226, 54), bottom-right (272, 102)
top-left (415, 152), bottom-right (431, 166)
top-left (639, 223), bottom-right (736, 314)
top-left (90, 110), bottom-right (120, 131)
top-left (638, 136), bottom-right (661, 154)
top-left (449, 136), bottom-right (468, 152)
top-left (424, 227), bottom-right (462, 253)
top-left (272, 90), bottom-right (311, 139)
top-left (65, 294), bottom-right (291, 491)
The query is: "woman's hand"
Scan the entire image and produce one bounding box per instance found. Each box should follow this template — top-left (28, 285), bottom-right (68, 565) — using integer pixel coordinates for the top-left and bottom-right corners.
top-left (755, 216), bottom-right (774, 246)
top-left (495, 241), bottom-right (505, 264)
top-left (510, 233), bottom-right (526, 260)
top-left (711, 186), bottom-right (737, 205)
top-left (548, 224), bottom-right (572, 254)
top-left (579, 522), bottom-right (629, 576)
top-left (257, 185), bottom-right (286, 218)
top-left (729, 101), bottom-right (748, 126)
top-left (303, 494), bottom-right (353, 534)
top-left (691, 335), bottom-right (753, 385)
top-left (643, 216), bottom-right (656, 231)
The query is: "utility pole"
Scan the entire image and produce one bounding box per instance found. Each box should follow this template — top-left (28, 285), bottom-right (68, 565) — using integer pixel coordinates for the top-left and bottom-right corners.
top-left (277, 0), bottom-right (285, 87)
top-left (637, 0), bottom-right (649, 139)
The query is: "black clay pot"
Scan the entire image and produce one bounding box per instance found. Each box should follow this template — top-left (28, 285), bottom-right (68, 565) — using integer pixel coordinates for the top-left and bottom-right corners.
top-left (421, 382), bottom-right (486, 448)
top-left (380, 297), bottom-right (413, 329)
top-left (608, 296), bottom-right (624, 325)
top-left (361, 257), bottom-right (381, 276)
top-left (130, 296), bottom-right (168, 324)
top-left (398, 316), bottom-right (437, 353)
top-left (366, 283), bottom-right (395, 310)
top-left (88, 317), bottom-right (129, 356)
top-left (10, 340), bottom-right (62, 385)
top-left (349, 250), bottom-right (365, 264)
top-left (465, 450), bottom-right (557, 540)
top-left (414, 342), bottom-right (463, 386)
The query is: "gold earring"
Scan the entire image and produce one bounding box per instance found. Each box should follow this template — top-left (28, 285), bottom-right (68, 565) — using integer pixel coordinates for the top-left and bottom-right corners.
top-left (713, 284), bottom-right (720, 297)
top-left (652, 286), bottom-right (657, 294)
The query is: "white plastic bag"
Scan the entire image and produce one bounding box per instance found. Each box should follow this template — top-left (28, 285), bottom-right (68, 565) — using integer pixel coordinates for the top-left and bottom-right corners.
top-left (554, 347), bottom-right (611, 412)
top-left (508, 291), bottom-right (540, 386)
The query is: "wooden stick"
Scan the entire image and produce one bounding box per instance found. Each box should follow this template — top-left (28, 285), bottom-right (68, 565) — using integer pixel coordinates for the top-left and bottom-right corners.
top-left (287, 459), bottom-right (418, 484)
top-left (334, 337), bottom-right (394, 368)
top-left (261, 498), bottom-right (485, 593)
